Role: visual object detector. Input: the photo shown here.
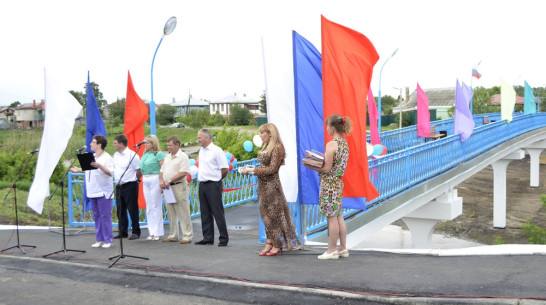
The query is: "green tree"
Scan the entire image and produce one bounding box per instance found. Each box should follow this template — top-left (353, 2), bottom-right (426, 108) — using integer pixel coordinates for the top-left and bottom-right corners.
top-left (180, 109), bottom-right (210, 128)
top-left (379, 95), bottom-right (397, 115)
top-left (108, 98), bottom-right (126, 120)
top-left (208, 110), bottom-right (226, 126)
top-left (394, 112), bottom-right (411, 127)
top-left (156, 104), bottom-right (177, 125)
top-left (471, 86), bottom-right (500, 115)
top-left (259, 90), bottom-right (267, 114)
top-left (229, 105), bottom-right (252, 125)
top-left (69, 81), bottom-right (108, 110)
top-left (8, 101), bottom-right (20, 108)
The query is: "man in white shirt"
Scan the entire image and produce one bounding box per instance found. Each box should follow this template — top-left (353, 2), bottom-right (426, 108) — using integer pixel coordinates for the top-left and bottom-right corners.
top-left (195, 129), bottom-right (229, 246)
top-left (113, 134), bottom-right (142, 240)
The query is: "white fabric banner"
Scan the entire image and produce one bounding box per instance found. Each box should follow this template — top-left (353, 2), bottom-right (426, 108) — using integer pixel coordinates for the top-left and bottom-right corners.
top-left (261, 33), bottom-right (298, 202)
top-left (27, 69), bottom-right (82, 214)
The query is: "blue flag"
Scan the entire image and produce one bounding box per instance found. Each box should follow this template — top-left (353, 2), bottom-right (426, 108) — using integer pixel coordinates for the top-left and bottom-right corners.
top-left (524, 81), bottom-right (536, 114)
top-left (293, 31), bottom-right (367, 210)
top-left (453, 80), bottom-right (475, 141)
top-left (83, 71), bottom-right (107, 211)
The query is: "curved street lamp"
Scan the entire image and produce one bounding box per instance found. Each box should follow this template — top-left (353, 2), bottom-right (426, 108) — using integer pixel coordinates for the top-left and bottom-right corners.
top-left (150, 16), bottom-right (177, 135)
top-left (377, 48), bottom-right (398, 132)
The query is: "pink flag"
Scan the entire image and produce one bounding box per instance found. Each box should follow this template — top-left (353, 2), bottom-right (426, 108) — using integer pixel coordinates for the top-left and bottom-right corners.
top-left (367, 88), bottom-right (381, 145)
top-left (416, 83), bottom-right (431, 138)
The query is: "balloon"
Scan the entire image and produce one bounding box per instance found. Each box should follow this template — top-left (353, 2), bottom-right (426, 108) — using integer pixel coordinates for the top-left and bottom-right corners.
top-left (379, 145), bottom-right (387, 156)
top-left (231, 154), bottom-right (235, 162)
top-left (243, 140), bottom-right (253, 152)
top-left (229, 163), bottom-right (234, 171)
top-left (253, 134), bottom-right (263, 148)
top-left (186, 174), bottom-right (192, 183)
top-left (195, 159), bottom-right (199, 167)
top-left (225, 152), bottom-right (232, 163)
top-left (189, 159), bottom-right (196, 166)
top-left (366, 142), bottom-right (374, 157)
top-left (372, 144), bottom-right (383, 156)
top-left (232, 158), bottom-right (238, 167)
top-left (190, 165), bottom-right (198, 177)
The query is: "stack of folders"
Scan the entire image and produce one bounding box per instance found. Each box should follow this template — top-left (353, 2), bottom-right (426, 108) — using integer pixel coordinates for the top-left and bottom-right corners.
top-left (304, 150), bottom-right (324, 168)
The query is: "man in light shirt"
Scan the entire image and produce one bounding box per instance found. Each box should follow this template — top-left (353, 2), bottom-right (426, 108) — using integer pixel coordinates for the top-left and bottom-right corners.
top-left (195, 129), bottom-right (229, 246)
top-left (159, 136), bottom-right (193, 244)
top-left (113, 134), bottom-right (142, 240)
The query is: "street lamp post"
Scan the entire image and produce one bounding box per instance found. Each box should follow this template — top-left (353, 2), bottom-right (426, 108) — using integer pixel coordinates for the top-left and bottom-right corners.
top-left (377, 48), bottom-right (398, 132)
top-left (150, 16), bottom-right (177, 135)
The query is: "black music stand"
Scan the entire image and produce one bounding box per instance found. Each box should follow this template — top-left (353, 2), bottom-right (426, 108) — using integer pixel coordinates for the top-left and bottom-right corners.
top-left (109, 143), bottom-right (148, 268)
top-left (43, 155), bottom-right (86, 258)
top-left (1, 151), bottom-right (37, 254)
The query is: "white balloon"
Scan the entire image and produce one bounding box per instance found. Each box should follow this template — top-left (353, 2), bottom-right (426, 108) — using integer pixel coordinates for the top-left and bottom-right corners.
top-left (366, 142), bottom-right (373, 157)
top-left (190, 165), bottom-right (198, 177)
top-left (253, 134), bottom-right (263, 148)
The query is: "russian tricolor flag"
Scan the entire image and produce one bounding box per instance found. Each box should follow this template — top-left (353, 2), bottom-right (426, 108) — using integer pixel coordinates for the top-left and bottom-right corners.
top-left (262, 16), bottom-right (379, 210)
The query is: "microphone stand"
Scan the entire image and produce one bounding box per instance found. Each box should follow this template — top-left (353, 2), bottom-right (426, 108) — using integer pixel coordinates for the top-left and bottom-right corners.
top-left (43, 150), bottom-right (86, 258)
top-left (1, 151), bottom-right (37, 254)
top-left (109, 144), bottom-right (148, 268)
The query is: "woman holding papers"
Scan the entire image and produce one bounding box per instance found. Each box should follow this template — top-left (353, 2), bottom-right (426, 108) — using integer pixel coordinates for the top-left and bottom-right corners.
top-left (139, 135), bottom-right (165, 241)
top-left (241, 123), bottom-right (300, 256)
top-left (303, 114), bottom-right (352, 260)
top-left (70, 135), bottom-right (114, 248)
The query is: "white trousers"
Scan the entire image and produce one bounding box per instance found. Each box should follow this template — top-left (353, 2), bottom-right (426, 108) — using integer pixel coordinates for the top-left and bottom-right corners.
top-left (142, 174), bottom-right (164, 237)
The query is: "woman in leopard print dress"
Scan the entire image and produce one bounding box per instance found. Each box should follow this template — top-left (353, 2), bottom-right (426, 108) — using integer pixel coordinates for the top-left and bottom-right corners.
top-left (303, 114), bottom-right (352, 260)
top-left (242, 123), bottom-right (300, 256)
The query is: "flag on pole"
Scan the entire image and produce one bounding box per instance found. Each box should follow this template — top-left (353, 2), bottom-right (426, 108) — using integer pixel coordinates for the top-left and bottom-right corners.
top-left (293, 31), bottom-right (322, 205)
top-left (83, 71), bottom-right (107, 211)
top-left (500, 78), bottom-right (516, 123)
top-left (368, 88), bottom-right (381, 145)
top-left (416, 83), bottom-right (431, 138)
top-left (321, 15), bottom-right (379, 201)
top-left (27, 69), bottom-right (83, 214)
top-left (124, 71), bottom-right (148, 209)
top-left (453, 80), bottom-right (475, 141)
top-left (524, 80), bottom-right (536, 114)
top-left (472, 68), bottom-right (482, 79)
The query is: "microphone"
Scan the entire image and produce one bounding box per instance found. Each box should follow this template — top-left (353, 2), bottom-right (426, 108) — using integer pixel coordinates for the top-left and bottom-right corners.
top-left (133, 140), bottom-right (147, 147)
top-left (76, 145), bottom-right (87, 153)
top-left (28, 149), bottom-right (39, 154)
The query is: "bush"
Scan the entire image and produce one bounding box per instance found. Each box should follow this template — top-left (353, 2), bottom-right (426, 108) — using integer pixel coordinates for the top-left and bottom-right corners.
top-left (229, 105), bottom-right (253, 126)
top-left (212, 126), bottom-right (258, 161)
top-left (521, 219), bottom-right (546, 244)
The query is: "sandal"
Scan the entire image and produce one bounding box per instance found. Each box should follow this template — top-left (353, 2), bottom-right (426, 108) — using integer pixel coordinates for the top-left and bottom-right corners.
top-left (258, 242), bottom-right (273, 256)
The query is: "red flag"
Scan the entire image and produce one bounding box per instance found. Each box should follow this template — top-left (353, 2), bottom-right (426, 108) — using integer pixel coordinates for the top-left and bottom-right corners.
top-left (416, 83), bottom-right (431, 138)
top-left (367, 88), bottom-right (381, 145)
top-left (321, 15), bottom-right (379, 200)
top-left (124, 71), bottom-right (148, 209)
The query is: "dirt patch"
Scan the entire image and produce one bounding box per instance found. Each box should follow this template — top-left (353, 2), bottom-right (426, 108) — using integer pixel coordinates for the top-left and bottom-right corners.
top-left (425, 154), bottom-right (546, 245)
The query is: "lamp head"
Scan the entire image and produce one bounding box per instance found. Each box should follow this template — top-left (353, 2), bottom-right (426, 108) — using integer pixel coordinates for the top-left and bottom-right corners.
top-left (390, 48), bottom-right (399, 58)
top-left (163, 16), bottom-right (177, 36)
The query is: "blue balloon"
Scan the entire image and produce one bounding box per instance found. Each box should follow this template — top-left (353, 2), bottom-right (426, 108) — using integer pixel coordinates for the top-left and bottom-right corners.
top-left (372, 144), bottom-right (383, 156)
top-left (232, 158), bottom-right (238, 167)
top-left (189, 159), bottom-right (196, 166)
top-left (225, 152), bottom-right (232, 163)
top-left (243, 140), bottom-right (253, 152)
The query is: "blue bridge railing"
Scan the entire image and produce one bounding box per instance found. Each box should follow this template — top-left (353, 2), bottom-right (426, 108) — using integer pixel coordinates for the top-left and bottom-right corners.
top-left (67, 159), bottom-right (258, 227)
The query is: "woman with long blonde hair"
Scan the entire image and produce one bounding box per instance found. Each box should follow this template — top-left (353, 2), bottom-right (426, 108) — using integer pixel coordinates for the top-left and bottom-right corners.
top-left (242, 123), bottom-right (300, 256)
top-left (139, 134), bottom-right (165, 240)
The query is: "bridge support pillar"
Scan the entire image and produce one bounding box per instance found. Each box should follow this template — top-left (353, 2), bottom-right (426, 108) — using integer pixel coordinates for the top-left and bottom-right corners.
top-left (492, 150), bottom-right (525, 229)
top-left (523, 140), bottom-right (546, 188)
top-left (402, 189), bottom-right (462, 249)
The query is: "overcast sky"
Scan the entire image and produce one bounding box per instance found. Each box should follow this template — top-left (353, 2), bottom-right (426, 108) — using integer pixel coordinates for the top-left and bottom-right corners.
top-left (1, 0), bottom-right (544, 106)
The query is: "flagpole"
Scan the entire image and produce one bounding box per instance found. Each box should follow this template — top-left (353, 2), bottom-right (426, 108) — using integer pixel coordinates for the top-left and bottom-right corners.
top-left (150, 17), bottom-right (177, 135)
top-left (470, 60), bottom-right (481, 114)
top-left (377, 48), bottom-right (398, 132)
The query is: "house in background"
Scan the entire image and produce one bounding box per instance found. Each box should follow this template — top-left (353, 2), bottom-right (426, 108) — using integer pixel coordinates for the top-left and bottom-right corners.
top-left (14, 100), bottom-right (45, 128)
top-left (401, 87), bottom-right (456, 120)
top-left (170, 96), bottom-right (210, 117)
top-left (209, 93), bottom-right (262, 117)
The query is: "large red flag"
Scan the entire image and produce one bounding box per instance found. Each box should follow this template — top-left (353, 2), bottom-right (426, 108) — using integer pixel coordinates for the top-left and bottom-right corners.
top-left (321, 15), bottom-right (379, 200)
top-left (416, 83), bottom-right (431, 138)
top-left (124, 71), bottom-right (149, 209)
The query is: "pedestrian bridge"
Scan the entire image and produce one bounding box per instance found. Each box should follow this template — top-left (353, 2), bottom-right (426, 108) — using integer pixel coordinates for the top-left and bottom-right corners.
top-left (66, 112), bottom-right (546, 249)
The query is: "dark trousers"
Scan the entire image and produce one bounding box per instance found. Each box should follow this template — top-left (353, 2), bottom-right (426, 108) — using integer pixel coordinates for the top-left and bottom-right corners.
top-left (198, 181), bottom-right (229, 243)
top-left (116, 181), bottom-right (140, 237)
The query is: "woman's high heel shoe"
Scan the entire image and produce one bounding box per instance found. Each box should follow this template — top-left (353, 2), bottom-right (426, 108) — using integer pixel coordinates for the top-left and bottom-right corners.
top-left (258, 242), bottom-right (273, 256)
top-left (265, 247), bottom-right (282, 256)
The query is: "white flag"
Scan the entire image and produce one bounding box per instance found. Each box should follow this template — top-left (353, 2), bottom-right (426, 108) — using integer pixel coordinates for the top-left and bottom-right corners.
top-left (27, 69), bottom-right (82, 214)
